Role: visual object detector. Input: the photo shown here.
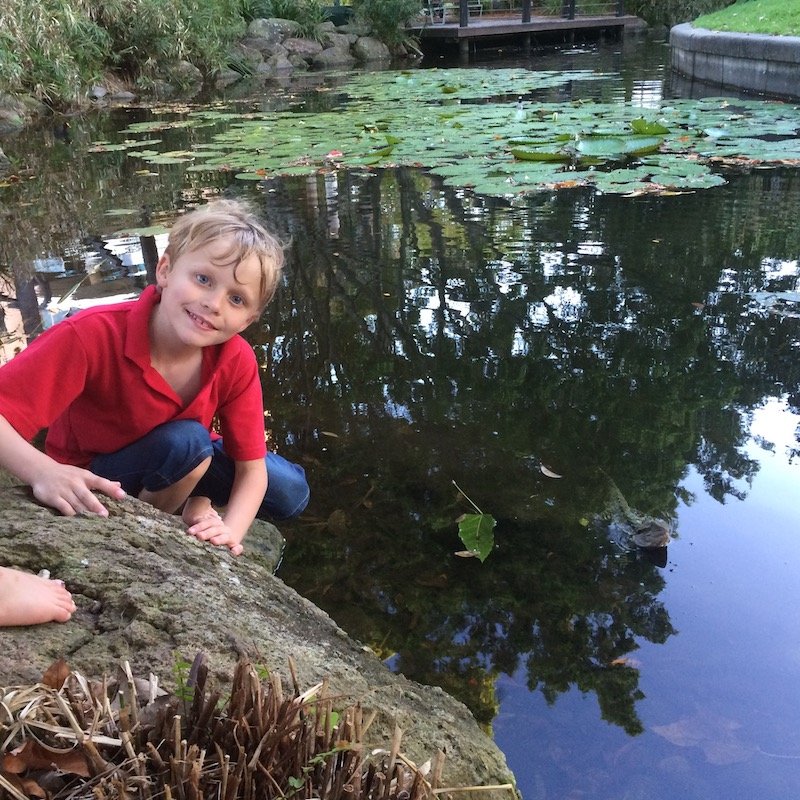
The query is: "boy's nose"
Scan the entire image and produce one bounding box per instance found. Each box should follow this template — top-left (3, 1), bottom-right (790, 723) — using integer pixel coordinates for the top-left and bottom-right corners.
top-left (202, 290), bottom-right (223, 311)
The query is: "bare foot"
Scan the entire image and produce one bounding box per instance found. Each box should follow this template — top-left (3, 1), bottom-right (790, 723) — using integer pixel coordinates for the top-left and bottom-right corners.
top-left (0, 567), bottom-right (76, 626)
top-left (182, 496), bottom-right (221, 528)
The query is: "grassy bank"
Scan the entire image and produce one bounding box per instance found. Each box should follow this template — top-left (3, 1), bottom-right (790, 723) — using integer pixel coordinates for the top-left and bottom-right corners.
top-left (694, 0), bottom-right (800, 36)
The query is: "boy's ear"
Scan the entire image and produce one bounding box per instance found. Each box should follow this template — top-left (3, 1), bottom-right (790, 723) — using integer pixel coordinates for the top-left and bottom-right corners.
top-left (155, 254), bottom-right (170, 286)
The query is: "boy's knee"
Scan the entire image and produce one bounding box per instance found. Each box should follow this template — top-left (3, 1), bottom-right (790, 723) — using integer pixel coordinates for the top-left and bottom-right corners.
top-left (262, 458), bottom-right (310, 520)
top-left (159, 420), bottom-right (211, 450)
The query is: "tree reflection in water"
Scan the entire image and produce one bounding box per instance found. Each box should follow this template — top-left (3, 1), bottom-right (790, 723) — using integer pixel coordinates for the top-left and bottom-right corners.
top-left (258, 165), bottom-right (800, 735)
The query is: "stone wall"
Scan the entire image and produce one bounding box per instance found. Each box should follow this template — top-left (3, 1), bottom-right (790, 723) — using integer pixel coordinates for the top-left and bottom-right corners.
top-left (670, 23), bottom-right (800, 101)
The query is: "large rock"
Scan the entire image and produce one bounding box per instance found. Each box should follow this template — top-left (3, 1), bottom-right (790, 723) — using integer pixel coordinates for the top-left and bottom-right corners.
top-left (0, 485), bottom-right (515, 797)
top-left (320, 31), bottom-right (353, 51)
top-left (240, 36), bottom-right (289, 58)
top-left (352, 36), bottom-right (392, 63)
top-left (313, 47), bottom-right (357, 69)
top-left (258, 52), bottom-right (295, 76)
top-left (282, 37), bottom-right (325, 61)
top-left (0, 93), bottom-right (48, 134)
top-left (228, 42), bottom-right (265, 75)
top-left (247, 17), bottom-right (301, 42)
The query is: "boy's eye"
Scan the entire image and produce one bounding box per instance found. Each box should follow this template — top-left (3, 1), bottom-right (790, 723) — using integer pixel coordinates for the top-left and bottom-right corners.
top-left (195, 273), bottom-right (210, 285)
top-left (230, 294), bottom-right (244, 306)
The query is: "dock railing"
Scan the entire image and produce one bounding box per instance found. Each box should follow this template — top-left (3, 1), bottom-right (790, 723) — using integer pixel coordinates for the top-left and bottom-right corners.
top-left (420, 0), bottom-right (626, 28)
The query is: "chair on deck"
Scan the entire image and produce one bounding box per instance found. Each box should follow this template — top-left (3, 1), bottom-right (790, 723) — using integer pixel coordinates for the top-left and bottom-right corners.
top-left (423, 0), bottom-right (483, 24)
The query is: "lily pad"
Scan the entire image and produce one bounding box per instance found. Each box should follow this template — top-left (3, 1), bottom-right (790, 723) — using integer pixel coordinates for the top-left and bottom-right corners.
top-left (103, 68), bottom-right (800, 199)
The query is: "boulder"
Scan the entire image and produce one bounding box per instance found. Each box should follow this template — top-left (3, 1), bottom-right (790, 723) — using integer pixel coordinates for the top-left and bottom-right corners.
top-left (227, 42), bottom-right (265, 75)
top-left (0, 485), bottom-right (515, 796)
top-left (171, 60), bottom-right (204, 86)
top-left (247, 17), bottom-right (302, 42)
top-left (258, 52), bottom-right (295, 75)
top-left (287, 53), bottom-right (311, 70)
top-left (214, 67), bottom-right (244, 88)
top-left (337, 22), bottom-right (372, 38)
top-left (110, 89), bottom-right (137, 102)
top-left (282, 37), bottom-right (325, 60)
top-left (313, 47), bottom-right (357, 69)
top-left (320, 31), bottom-right (352, 51)
top-left (352, 36), bottom-right (392, 63)
top-left (240, 36), bottom-right (289, 58)
top-left (0, 93), bottom-right (48, 134)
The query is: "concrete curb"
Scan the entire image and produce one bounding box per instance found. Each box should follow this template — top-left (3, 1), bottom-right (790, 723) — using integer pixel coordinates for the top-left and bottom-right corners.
top-left (670, 22), bottom-right (800, 100)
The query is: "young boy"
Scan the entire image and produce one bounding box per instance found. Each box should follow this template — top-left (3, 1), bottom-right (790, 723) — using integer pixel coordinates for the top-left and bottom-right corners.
top-left (0, 199), bottom-right (309, 625)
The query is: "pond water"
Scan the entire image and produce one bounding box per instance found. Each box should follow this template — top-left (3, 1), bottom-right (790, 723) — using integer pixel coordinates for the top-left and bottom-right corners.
top-left (3, 31), bottom-right (800, 800)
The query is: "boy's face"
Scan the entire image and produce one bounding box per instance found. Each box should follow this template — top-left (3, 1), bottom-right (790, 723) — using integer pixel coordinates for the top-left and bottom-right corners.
top-left (154, 236), bottom-right (263, 348)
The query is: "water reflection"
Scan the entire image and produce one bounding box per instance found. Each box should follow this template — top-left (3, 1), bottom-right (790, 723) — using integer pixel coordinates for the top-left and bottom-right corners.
top-left (2, 34), bottom-right (800, 798)
top-left (263, 166), bottom-right (800, 744)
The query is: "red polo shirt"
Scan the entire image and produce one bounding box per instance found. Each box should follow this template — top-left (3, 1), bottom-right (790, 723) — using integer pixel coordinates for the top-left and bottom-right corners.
top-left (0, 285), bottom-right (267, 467)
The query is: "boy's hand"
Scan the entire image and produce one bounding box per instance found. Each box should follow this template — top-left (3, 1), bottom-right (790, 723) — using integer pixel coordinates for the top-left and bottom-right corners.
top-left (183, 497), bottom-right (245, 556)
top-left (186, 516), bottom-right (245, 556)
top-left (31, 463), bottom-right (126, 517)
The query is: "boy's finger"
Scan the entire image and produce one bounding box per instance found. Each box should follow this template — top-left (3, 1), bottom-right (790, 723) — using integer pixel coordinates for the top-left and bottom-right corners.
top-left (78, 491), bottom-right (109, 517)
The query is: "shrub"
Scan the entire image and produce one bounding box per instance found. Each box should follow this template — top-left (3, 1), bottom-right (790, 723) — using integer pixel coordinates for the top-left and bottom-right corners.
top-left (625, 0), bottom-right (734, 26)
top-left (0, 0), bottom-right (109, 104)
top-left (351, 0), bottom-right (421, 45)
top-left (240, 0), bottom-right (275, 21)
top-left (271, 0), bottom-right (330, 38)
top-left (0, 0), bottom-right (246, 104)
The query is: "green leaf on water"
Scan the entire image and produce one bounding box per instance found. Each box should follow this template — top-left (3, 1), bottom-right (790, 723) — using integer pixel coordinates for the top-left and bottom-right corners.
top-left (452, 479), bottom-right (496, 562)
top-left (456, 512), bottom-right (496, 563)
top-left (630, 117), bottom-right (669, 136)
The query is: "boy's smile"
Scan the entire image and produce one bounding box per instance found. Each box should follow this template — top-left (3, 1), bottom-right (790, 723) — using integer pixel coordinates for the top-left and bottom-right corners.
top-left (152, 237), bottom-right (262, 351)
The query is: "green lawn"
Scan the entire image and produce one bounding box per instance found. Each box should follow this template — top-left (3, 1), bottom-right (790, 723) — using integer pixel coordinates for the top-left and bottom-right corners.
top-left (694, 0), bottom-right (800, 36)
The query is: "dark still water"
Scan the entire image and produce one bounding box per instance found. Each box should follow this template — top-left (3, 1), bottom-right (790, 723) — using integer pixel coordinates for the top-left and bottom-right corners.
top-left (3, 32), bottom-right (800, 800)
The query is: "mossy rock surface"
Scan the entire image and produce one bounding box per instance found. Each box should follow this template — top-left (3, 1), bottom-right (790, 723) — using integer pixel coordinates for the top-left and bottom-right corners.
top-left (0, 483), bottom-right (514, 796)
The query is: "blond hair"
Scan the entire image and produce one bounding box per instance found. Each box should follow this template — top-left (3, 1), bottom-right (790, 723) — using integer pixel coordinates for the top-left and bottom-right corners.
top-left (165, 199), bottom-right (285, 308)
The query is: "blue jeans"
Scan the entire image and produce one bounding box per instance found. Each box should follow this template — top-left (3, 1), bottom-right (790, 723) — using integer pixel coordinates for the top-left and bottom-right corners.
top-left (90, 420), bottom-right (309, 520)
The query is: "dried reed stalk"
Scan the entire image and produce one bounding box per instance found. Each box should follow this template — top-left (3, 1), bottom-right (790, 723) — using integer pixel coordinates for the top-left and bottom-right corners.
top-left (0, 657), bottom-right (516, 800)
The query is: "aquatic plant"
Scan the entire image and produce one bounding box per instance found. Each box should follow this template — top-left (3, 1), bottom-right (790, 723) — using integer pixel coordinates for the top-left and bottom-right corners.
top-left (112, 68), bottom-right (800, 198)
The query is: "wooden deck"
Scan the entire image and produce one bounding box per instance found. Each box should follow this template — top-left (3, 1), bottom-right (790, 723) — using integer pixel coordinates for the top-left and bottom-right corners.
top-left (409, 12), bottom-right (641, 45)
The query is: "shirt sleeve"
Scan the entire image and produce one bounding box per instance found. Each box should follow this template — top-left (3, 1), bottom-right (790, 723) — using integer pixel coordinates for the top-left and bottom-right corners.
top-left (215, 340), bottom-right (268, 462)
top-left (0, 320), bottom-right (89, 440)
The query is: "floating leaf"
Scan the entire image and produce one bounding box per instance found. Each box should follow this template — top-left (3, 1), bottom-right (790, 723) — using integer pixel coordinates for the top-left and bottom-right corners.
top-left (511, 145), bottom-right (571, 162)
top-left (456, 513), bottom-right (496, 563)
top-left (100, 69), bottom-right (800, 198)
top-left (540, 464), bottom-right (563, 479)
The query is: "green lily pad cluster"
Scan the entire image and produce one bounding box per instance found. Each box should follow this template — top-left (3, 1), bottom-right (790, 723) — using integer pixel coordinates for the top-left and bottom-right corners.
top-left (105, 67), bottom-right (800, 197)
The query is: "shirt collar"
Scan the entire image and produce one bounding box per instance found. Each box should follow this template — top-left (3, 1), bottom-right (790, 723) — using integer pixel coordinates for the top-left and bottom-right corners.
top-left (123, 284), bottom-right (159, 368)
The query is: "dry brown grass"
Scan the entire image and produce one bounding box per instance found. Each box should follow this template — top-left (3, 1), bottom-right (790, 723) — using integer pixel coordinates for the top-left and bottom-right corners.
top-left (0, 655), bottom-right (516, 800)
